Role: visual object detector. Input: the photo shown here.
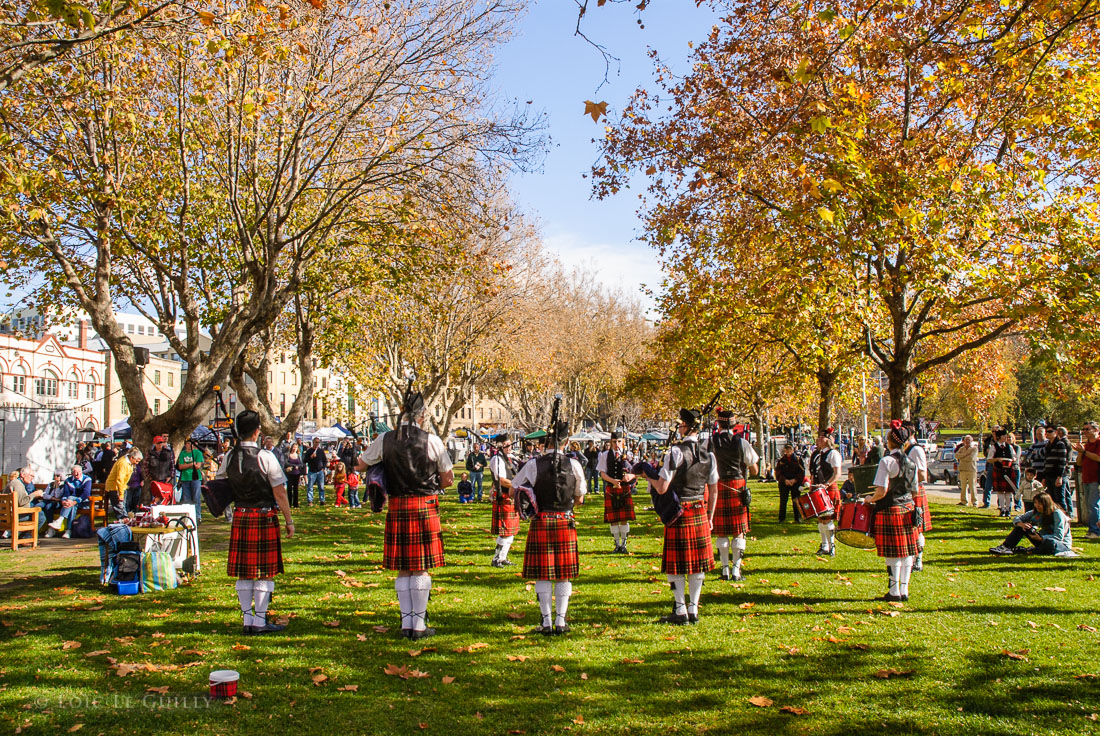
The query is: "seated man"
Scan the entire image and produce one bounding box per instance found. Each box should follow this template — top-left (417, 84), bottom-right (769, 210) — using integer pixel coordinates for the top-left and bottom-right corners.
top-left (2, 467), bottom-right (46, 538)
top-left (32, 472), bottom-right (67, 529)
top-left (457, 473), bottom-right (474, 504)
top-left (989, 491), bottom-right (1075, 557)
top-left (46, 465), bottom-right (93, 538)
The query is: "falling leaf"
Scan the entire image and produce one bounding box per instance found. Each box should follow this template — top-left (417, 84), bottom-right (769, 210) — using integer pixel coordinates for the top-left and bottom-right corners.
top-left (583, 100), bottom-right (609, 123)
top-left (442, 676), bottom-right (456, 684)
top-left (61, 641), bottom-right (82, 650)
top-left (336, 685), bottom-right (359, 692)
top-left (780, 705), bottom-right (810, 715)
top-left (551, 665), bottom-right (565, 673)
top-left (873, 669), bottom-right (915, 679)
top-left (748, 695), bottom-right (773, 707)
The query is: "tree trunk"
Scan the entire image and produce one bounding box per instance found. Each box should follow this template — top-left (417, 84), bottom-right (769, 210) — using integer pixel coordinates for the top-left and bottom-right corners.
top-left (816, 369), bottom-right (836, 435)
top-left (886, 368), bottom-right (911, 421)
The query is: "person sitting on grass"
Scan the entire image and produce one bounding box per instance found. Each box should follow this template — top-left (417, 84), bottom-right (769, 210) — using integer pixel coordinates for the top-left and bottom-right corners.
top-left (457, 473), bottom-right (474, 503)
top-left (840, 469), bottom-right (857, 501)
top-left (989, 491), bottom-right (1076, 557)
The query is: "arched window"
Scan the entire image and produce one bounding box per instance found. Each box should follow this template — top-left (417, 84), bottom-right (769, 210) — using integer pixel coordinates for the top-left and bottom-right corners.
top-left (86, 370), bottom-right (99, 400)
top-left (35, 368), bottom-right (59, 397)
top-left (11, 363), bottom-right (27, 394)
top-left (68, 370), bottom-right (80, 398)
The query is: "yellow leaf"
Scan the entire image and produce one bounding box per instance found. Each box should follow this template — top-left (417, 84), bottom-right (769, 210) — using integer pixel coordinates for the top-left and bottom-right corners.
top-left (822, 178), bottom-right (844, 193)
top-left (817, 207), bottom-right (834, 225)
top-left (197, 10), bottom-right (215, 25)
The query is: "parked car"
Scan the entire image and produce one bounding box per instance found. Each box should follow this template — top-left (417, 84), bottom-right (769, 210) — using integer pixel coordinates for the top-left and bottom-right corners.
top-left (945, 455), bottom-right (986, 487)
top-left (930, 447), bottom-right (955, 482)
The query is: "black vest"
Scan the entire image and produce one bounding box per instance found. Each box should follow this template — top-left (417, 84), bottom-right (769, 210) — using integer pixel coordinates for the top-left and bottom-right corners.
top-left (381, 425), bottom-right (439, 497)
top-left (810, 448), bottom-right (836, 485)
top-left (533, 452), bottom-right (577, 513)
top-left (667, 440), bottom-right (710, 501)
top-left (711, 432), bottom-right (746, 481)
top-left (492, 453), bottom-right (516, 492)
top-left (228, 445), bottom-right (276, 507)
top-left (604, 448), bottom-right (628, 480)
top-left (875, 449), bottom-right (916, 511)
top-left (991, 442), bottom-right (1015, 479)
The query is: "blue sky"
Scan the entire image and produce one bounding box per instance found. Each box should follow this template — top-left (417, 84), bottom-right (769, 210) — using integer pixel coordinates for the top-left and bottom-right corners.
top-left (494, 1), bottom-right (717, 313)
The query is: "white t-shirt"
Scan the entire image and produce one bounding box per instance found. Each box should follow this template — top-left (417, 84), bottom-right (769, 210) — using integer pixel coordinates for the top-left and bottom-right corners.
top-left (596, 448), bottom-right (633, 476)
top-left (511, 451), bottom-right (587, 500)
top-left (659, 437), bottom-right (719, 485)
top-left (815, 448), bottom-right (842, 483)
top-left (357, 426), bottom-right (452, 475)
top-left (488, 454), bottom-right (511, 481)
top-left (873, 453), bottom-right (901, 489)
top-left (907, 444), bottom-right (927, 473)
top-left (216, 441), bottom-right (288, 488)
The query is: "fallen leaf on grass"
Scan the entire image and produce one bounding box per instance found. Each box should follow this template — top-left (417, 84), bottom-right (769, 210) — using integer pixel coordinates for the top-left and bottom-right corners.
top-left (551, 665), bottom-right (565, 673)
top-left (84, 650), bottom-right (110, 657)
top-left (68, 725), bottom-right (83, 733)
top-left (442, 676), bottom-right (456, 684)
top-left (580, 673), bottom-right (588, 680)
top-left (621, 658), bottom-right (644, 664)
top-left (748, 695), bottom-right (773, 707)
top-left (61, 640), bottom-right (81, 650)
top-left (383, 663), bottom-right (429, 679)
top-left (510, 635), bottom-right (526, 641)
top-left (453, 642), bottom-right (489, 653)
top-left (418, 724), bottom-right (427, 730)
top-left (312, 673), bottom-right (329, 685)
top-left (506, 613), bottom-right (524, 620)
top-left (1005, 594), bottom-right (1021, 599)
top-left (738, 603), bottom-right (755, 610)
top-left (507, 655), bottom-right (529, 662)
top-left (240, 691), bottom-right (253, 699)
top-left (1002, 649), bottom-right (1030, 661)
top-left (146, 686), bottom-right (170, 694)
top-left (232, 643), bottom-right (251, 651)
top-left (878, 610), bottom-right (899, 617)
top-left (1075, 673), bottom-right (1098, 680)
top-left (323, 620), bottom-right (341, 628)
top-left (873, 669), bottom-right (914, 679)
top-left (572, 715), bottom-right (585, 725)
top-left (1078, 624), bottom-right (1097, 632)
top-left (1043, 587), bottom-right (1067, 592)
top-left (356, 634), bottom-right (368, 642)
top-left (372, 626), bottom-right (390, 634)
top-left (780, 705), bottom-right (810, 715)
top-left (771, 589), bottom-right (792, 596)
top-left (336, 685), bottom-right (359, 692)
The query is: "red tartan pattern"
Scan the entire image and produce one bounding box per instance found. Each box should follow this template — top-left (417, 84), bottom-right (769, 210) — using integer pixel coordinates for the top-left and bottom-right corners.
top-left (712, 479), bottom-right (750, 537)
top-left (819, 483), bottom-right (841, 521)
top-left (227, 507), bottom-right (284, 579)
top-left (661, 500), bottom-right (715, 575)
top-left (491, 491), bottom-right (520, 537)
top-left (603, 483), bottom-right (636, 523)
top-left (872, 502), bottom-right (919, 558)
top-left (522, 512), bottom-right (579, 580)
top-left (913, 485), bottom-right (933, 531)
top-left (991, 462), bottom-right (1016, 497)
top-left (383, 495), bottom-right (445, 571)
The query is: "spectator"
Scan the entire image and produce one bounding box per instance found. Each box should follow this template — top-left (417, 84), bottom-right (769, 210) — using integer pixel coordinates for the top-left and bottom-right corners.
top-left (1057, 426), bottom-right (1075, 517)
top-left (989, 491), bottom-right (1075, 557)
top-left (32, 472), bottom-right (66, 528)
top-left (457, 472), bottom-right (474, 503)
top-left (176, 437), bottom-right (205, 523)
top-left (980, 426), bottom-right (1001, 507)
top-left (1073, 422), bottom-right (1100, 539)
top-left (92, 441), bottom-right (117, 484)
top-left (347, 471), bottom-right (361, 509)
top-left (46, 465), bottom-right (93, 538)
top-left (203, 449), bottom-right (219, 482)
top-left (1019, 467), bottom-right (1043, 513)
top-left (303, 438), bottom-right (327, 506)
top-left (105, 449), bottom-right (143, 519)
top-left (2, 467), bottom-right (46, 538)
top-left (332, 464), bottom-right (348, 507)
top-left (283, 444), bottom-right (303, 509)
top-left (125, 457), bottom-right (143, 513)
top-left (144, 435), bottom-right (175, 505)
top-left (866, 436), bottom-right (884, 466)
top-left (465, 445), bottom-right (487, 502)
top-left (1042, 425), bottom-right (1071, 513)
top-left (840, 469), bottom-right (857, 501)
top-left (1009, 432), bottom-right (1024, 511)
top-left (583, 442), bottom-right (600, 494)
top-left (775, 443), bottom-right (804, 523)
top-left (954, 435), bottom-right (979, 507)
top-left (854, 435), bottom-right (869, 465)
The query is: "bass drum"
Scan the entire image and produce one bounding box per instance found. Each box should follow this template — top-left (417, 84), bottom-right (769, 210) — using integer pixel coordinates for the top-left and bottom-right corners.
top-left (836, 501), bottom-right (876, 549)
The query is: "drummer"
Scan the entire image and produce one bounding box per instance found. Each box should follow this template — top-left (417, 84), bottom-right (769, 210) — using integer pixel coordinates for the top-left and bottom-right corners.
top-left (902, 420), bottom-right (932, 571)
top-left (866, 420), bottom-right (920, 602)
top-left (808, 429), bottom-right (843, 557)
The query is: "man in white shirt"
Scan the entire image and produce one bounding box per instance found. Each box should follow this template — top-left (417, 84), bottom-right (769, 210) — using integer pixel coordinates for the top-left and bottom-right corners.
top-left (809, 431), bottom-right (843, 556)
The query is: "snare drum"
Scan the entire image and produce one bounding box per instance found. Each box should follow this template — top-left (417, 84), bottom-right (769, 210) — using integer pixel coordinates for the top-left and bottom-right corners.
top-left (836, 501), bottom-right (876, 549)
top-left (796, 485), bottom-right (835, 520)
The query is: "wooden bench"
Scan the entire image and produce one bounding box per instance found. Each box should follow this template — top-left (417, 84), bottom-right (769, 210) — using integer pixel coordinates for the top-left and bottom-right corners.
top-left (0, 492), bottom-right (39, 550)
top-left (79, 482), bottom-right (109, 530)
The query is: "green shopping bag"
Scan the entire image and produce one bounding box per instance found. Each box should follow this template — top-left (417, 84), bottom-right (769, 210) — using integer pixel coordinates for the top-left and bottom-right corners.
top-left (141, 551), bottom-right (179, 591)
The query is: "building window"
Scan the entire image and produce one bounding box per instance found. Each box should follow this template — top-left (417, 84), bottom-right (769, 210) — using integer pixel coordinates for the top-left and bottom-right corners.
top-left (154, 370), bottom-right (161, 385)
top-left (127, 324), bottom-right (135, 334)
top-left (322, 377), bottom-right (327, 389)
top-left (168, 400), bottom-right (173, 409)
top-left (68, 380), bottom-right (79, 398)
top-left (86, 383), bottom-right (96, 400)
top-left (121, 396), bottom-right (129, 414)
top-left (12, 375), bottom-right (25, 394)
top-left (154, 398), bottom-right (161, 414)
top-left (168, 373), bottom-right (174, 387)
top-left (35, 370), bottom-right (59, 397)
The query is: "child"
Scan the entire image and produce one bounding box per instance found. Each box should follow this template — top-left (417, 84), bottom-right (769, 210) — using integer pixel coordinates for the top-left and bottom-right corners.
top-left (346, 471), bottom-right (361, 509)
top-left (457, 473), bottom-right (474, 503)
top-left (332, 464), bottom-right (347, 507)
top-left (840, 469), bottom-right (857, 501)
top-left (1019, 467), bottom-right (1043, 513)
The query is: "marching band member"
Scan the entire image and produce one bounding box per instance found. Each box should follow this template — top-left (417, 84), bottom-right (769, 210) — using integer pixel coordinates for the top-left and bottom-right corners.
top-left (903, 421), bottom-right (932, 571)
top-left (598, 431), bottom-right (637, 553)
top-left (867, 420), bottom-right (920, 601)
top-left (357, 393), bottom-right (453, 640)
top-left (489, 434), bottom-right (520, 567)
top-left (808, 430), bottom-right (843, 557)
top-left (651, 408), bottom-right (718, 625)
top-left (709, 411), bottom-right (759, 581)
top-left (513, 421), bottom-right (586, 635)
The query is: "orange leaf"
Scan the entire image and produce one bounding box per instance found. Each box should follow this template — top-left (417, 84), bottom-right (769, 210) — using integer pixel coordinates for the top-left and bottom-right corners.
top-left (748, 695), bottom-right (773, 707)
top-left (442, 676), bottom-right (456, 684)
top-left (145, 686), bottom-right (169, 694)
top-left (61, 641), bottom-right (81, 650)
top-left (873, 669), bottom-right (914, 679)
top-left (336, 685), bottom-right (359, 692)
top-left (323, 620), bottom-right (340, 628)
top-left (583, 100), bottom-right (609, 123)
top-left (507, 655), bottom-right (529, 662)
top-left (551, 665), bottom-right (565, 673)
top-left (780, 705), bottom-right (810, 715)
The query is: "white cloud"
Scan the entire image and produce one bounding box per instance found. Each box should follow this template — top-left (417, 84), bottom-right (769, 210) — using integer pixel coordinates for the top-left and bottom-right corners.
top-left (542, 231), bottom-right (664, 316)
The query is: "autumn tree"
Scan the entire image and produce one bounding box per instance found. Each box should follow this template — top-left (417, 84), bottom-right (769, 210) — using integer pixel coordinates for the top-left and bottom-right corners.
top-left (595, 0), bottom-right (1100, 420)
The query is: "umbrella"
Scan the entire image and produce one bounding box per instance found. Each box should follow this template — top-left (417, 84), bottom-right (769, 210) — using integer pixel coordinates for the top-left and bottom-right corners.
top-left (99, 417), bottom-right (132, 439)
top-left (311, 426), bottom-right (351, 441)
top-left (524, 429), bottom-right (547, 439)
top-left (641, 431), bottom-right (667, 442)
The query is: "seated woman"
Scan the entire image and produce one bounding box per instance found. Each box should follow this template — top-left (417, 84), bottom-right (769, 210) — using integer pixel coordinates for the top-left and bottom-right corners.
top-left (989, 491), bottom-right (1075, 557)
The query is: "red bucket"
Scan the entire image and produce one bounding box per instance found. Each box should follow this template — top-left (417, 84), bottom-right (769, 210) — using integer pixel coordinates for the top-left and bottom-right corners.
top-left (209, 669), bottom-right (239, 699)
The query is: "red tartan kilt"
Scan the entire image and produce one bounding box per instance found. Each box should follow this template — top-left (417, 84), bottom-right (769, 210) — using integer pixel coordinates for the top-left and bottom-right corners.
top-left (383, 495), bottom-right (445, 571)
top-left (913, 486), bottom-right (933, 531)
top-left (712, 479), bottom-right (750, 537)
top-left (603, 486), bottom-right (636, 523)
top-left (991, 465), bottom-right (1015, 496)
top-left (873, 503), bottom-right (919, 558)
top-left (492, 492), bottom-right (520, 537)
top-left (227, 507), bottom-right (283, 579)
top-left (662, 500), bottom-right (715, 575)
top-left (818, 483), bottom-right (841, 520)
top-left (522, 512), bottom-right (579, 580)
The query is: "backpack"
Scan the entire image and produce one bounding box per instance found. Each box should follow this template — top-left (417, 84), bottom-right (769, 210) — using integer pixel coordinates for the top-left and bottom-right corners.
top-left (71, 514), bottom-right (94, 539)
top-left (96, 523), bottom-right (134, 584)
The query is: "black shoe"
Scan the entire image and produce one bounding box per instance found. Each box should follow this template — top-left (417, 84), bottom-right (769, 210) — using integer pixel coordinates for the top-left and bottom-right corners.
top-left (401, 629), bottom-right (413, 639)
top-left (490, 558), bottom-right (501, 568)
top-left (814, 546), bottom-right (827, 556)
top-left (251, 621), bottom-right (287, 634)
top-left (499, 558), bottom-right (514, 566)
top-left (408, 627), bottom-right (436, 640)
top-left (913, 559), bottom-right (924, 572)
top-left (686, 613), bottom-right (699, 625)
top-left (531, 625), bottom-right (553, 636)
top-left (553, 624), bottom-right (570, 635)
top-left (878, 594), bottom-right (904, 602)
top-left (901, 595), bottom-right (909, 602)
top-left (660, 612), bottom-right (688, 625)
top-left (719, 568), bottom-right (731, 581)
top-left (242, 625), bottom-right (254, 636)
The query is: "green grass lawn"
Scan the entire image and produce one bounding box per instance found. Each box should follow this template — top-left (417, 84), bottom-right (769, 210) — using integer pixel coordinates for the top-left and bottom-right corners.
top-left (1, 483), bottom-right (1098, 736)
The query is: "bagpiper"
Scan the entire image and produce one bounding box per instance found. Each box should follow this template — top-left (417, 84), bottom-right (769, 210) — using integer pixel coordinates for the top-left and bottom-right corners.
top-left (651, 408), bottom-right (718, 625)
top-left (512, 420), bottom-right (587, 635)
top-left (597, 431), bottom-right (636, 553)
top-left (808, 429), bottom-right (843, 557)
top-left (709, 410), bottom-right (759, 581)
top-left (489, 434), bottom-right (520, 567)
top-left (866, 420), bottom-right (920, 601)
top-left (357, 392), bottom-right (453, 640)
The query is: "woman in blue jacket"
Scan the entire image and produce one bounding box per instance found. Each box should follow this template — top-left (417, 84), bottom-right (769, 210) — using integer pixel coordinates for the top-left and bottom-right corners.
top-left (989, 492), bottom-right (1074, 556)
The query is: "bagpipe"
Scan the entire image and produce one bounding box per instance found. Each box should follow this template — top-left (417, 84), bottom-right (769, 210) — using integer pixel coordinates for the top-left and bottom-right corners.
top-left (632, 460), bottom-right (682, 527)
top-left (513, 485), bottom-right (538, 520)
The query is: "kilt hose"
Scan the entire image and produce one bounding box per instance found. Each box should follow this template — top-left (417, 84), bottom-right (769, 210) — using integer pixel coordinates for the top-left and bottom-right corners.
top-left (522, 512), bottom-right (580, 580)
top-left (819, 482), bottom-right (841, 521)
top-left (873, 502), bottom-right (919, 558)
top-left (712, 478), bottom-right (750, 537)
top-left (227, 507), bottom-right (283, 579)
top-left (661, 499), bottom-right (715, 576)
top-left (603, 484), bottom-right (636, 524)
top-left (492, 491), bottom-right (520, 537)
top-left (383, 495), bottom-right (445, 572)
top-left (913, 485), bottom-right (933, 532)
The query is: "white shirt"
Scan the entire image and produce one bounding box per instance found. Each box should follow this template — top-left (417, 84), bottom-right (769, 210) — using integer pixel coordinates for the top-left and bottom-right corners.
top-left (596, 448), bottom-right (632, 476)
top-left (907, 444), bottom-right (927, 473)
top-left (216, 441), bottom-right (288, 487)
top-left (511, 451), bottom-right (587, 500)
top-left (357, 425), bottom-right (453, 474)
top-left (873, 453), bottom-right (901, 489)
top-left (659, 437), bottom-right (719, 484)
top-left (489, 454), bottom-right (511, 480)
